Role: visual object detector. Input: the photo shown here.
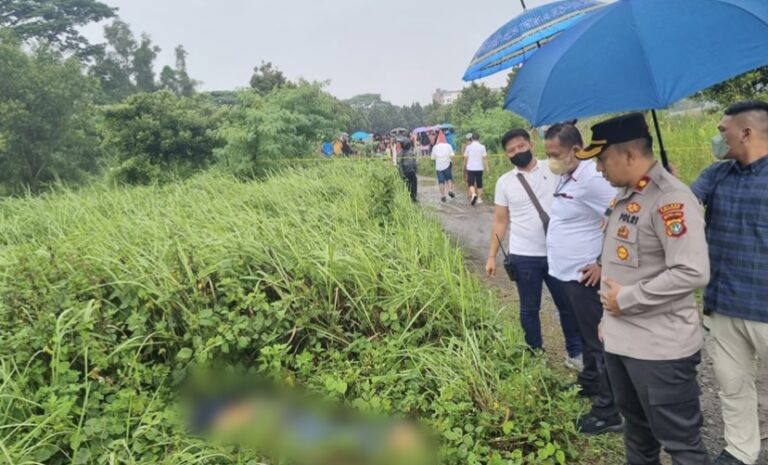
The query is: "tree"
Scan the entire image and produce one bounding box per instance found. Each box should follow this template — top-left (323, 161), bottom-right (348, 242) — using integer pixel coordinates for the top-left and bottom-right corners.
top-left (102, 90), bottom-right (223, 184)
top-left (0, 33), bottom-right (101, 193)
top-left (0, 0), bottom-right (116, 55)
top-left (451, 82), bottom-right (502, 119)
top-left (216, 81), bottom-right (353, 176)
top-left (133, 33), bottom-right (160, 93)
top-left (249, 61), bottom-right (291, 95)
top-left (698, 66), bottom-right (768, 107)
top-left (90, 20), bottom-right (137, 102)
top-left (344, 94), bottom-right (426, 134)
top-left (173, 45), bottom-right (196, 96)
top-left (159, 65), bottom-right (177, 92)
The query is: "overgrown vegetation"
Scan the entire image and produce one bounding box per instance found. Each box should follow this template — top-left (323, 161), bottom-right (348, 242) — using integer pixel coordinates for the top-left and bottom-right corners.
top-left (0, 163), bottom-right (590, 464)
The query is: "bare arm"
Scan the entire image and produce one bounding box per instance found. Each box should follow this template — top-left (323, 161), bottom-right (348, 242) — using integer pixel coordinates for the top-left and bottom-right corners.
top-left (485, 205), bottom-right (510, 276)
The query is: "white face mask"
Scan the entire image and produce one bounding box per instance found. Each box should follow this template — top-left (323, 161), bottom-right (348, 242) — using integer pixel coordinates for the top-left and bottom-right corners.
top-left (711, 134), bottom-right (730, 160)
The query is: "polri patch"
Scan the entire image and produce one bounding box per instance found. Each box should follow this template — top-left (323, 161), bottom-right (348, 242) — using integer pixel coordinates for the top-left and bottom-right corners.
top-left (617, 245), bottom-right (630, 261)
top-left (618, 225), bottom-right (630, 239)
top-left (627, 202), bottom-right (642, 214)
top-left (619, 212), bottom-right (639, 225)
top-left (658, 203), bottom-right (687, 238)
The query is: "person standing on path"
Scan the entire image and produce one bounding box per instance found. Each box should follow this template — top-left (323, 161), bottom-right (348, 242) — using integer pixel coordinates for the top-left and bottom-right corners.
top-left (463, 132), bottom-right (489, 206)
top-left (581, 113), bottom-right (711, 465)
top-left (398, 138), bottom-right (418, 203)
top-left (691, 100), bottom-right (768, 465)
top-left (485, 128), bottom-right (583, 368)
top-left (544, 123), bottom-right (621, 435)
top-left (431, 130), bottom-right (456, 203)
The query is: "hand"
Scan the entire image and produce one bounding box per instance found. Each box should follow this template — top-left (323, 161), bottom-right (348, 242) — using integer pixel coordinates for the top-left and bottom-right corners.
top-left (598, 321), bottom-right (604, 343)
top-left (578, 263), bottom-right (601, 287)
top-left (485, 257), bottom-right (496, 277)
top-left (600, 278), bottom-right (623, 315)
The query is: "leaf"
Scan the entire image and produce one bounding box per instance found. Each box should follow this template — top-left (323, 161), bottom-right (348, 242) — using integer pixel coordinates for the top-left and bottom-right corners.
top-left (176, 348), bottom-right (193, 360)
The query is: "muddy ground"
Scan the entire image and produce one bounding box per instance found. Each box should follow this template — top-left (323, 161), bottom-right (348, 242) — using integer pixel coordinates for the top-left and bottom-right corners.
top-left (415, 174), bottom-right (767, 464)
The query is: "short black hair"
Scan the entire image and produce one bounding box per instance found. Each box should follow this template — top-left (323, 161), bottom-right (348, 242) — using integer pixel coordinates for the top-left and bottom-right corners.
top-left (544, 123), bottom-right (583, 148)
top-left (724, 100), bottom-right (768, 116)
top-left (400, 139), bottom-right (412, 151)
top-left (501, 129), bottom-right (530, 148)
top-left (471, 132), bottom-right (480, 141)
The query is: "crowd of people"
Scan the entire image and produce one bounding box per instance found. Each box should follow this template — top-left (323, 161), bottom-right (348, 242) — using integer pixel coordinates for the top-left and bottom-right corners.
top-left (399, 101), bottom-right (768, 465)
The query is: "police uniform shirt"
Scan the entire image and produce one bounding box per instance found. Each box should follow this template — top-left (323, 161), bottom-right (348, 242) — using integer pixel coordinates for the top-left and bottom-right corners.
top-left (601, 162), bottom-right (710, 361)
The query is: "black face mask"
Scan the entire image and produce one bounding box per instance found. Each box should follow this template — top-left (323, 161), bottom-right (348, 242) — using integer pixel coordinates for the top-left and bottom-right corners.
top-left (510, 150), bottom-right (533, 168)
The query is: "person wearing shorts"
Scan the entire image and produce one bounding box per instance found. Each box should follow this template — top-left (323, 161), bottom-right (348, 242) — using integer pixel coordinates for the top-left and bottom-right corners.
top-left (431, 130), bottom-right (456, 202)
top-left (463, 132), bottom-right (488, 205)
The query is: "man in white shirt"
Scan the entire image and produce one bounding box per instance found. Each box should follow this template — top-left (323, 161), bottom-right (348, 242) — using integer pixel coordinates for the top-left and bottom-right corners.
top-left (463, 132), bottom-right (489, 206)
top-left (431, 130), bottom-right (456, 203)
top-left (485, 129), bottom-right (583, 372)
top-left (544, 123), bottom-right (622, 436)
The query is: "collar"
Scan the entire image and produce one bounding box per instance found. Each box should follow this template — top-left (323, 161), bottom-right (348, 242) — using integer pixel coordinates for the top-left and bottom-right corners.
top-left (617, 161), bottom-right (663, 200)
top-left (567, 159), bottom-right (588, 182)
top-left (513, 158), bottom-right (540, 175)
top-left (731, 154), bottom-right (768, 174)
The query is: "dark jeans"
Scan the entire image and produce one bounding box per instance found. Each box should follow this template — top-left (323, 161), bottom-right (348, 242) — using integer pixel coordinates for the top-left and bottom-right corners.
top-left (509, 255), bottom-right (582, 358)
top-left (605, 351), bottom-right (709, 465)
top-left (402, 172), bottom-right (417, 201)
top-left (554, 278), bottom-right (617, 418)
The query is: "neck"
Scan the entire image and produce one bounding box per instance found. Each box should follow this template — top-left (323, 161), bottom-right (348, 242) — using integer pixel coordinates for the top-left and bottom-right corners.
top-left (626, 159), bottom-right (656, 187)
top-left (736, 144), bottom-right (768, 166)
top-left (567, 159), bottom-right (582, 176)
top-left (519, 157), bottom-right (538, 172)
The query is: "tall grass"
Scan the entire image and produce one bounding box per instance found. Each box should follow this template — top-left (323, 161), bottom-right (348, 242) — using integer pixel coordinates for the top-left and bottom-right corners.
top-left (0, 163), bottom-right (594, 464)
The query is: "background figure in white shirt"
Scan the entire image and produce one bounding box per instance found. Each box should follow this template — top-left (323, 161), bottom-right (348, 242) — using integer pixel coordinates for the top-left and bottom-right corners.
top-left (544, 123), bottom-right (622, 436)
top-left (430, 130), bottom-right (456, 203)
top-left (485, 129), bottom-right (583, 370)
top-left (463, 133), bottom-right (489, 206)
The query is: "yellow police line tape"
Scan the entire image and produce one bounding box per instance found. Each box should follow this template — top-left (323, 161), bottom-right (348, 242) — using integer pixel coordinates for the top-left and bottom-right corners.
top-left (263, 147), bottom-right (711, 163)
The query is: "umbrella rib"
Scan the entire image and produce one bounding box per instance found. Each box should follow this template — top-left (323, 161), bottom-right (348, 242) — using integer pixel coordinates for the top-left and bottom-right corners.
top-left (532, 4), bottom-right (616, 123)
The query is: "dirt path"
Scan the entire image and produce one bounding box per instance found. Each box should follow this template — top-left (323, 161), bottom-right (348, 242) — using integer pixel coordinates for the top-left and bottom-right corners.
top-left (415, 175), bottom-right (768, 463)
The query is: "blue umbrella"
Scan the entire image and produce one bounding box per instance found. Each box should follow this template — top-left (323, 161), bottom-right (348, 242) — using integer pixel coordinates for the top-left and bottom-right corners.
top-left (504, 0), bottom-right (768, 167)
top-left (350, 131), bottom-right (371, 142)
top-left (463, 0), bottom-right (604, 81)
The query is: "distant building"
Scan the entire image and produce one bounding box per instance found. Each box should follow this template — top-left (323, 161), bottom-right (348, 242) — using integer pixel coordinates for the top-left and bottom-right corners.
top-left (432, 86), bottom-right (507, 106)
top-left (432, 88), bottom-right (462, 105)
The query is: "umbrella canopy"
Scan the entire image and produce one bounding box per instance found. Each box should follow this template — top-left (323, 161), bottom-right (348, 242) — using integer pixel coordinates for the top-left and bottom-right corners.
top-left (350, 131), bottom-right (371, 141)
top-left (463, 0), bottom-right (604, 81)
top-left (505, 0), bottom-right (768, 126)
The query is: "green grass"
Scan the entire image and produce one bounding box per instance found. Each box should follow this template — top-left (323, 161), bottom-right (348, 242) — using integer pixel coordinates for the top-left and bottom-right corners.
top-left (0, 163), bottom-right (610, 464)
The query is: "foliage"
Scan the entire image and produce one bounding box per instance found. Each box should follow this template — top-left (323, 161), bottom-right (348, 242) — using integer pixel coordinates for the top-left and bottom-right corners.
top-left (90, 21), bottom-right (197, 103)
top-left (698, 66), bottom-right (768, 107)
top-left (0, 33), bottom-right (101, 194)
top-left (0, 0), bottom-right (116, 55)
top-left (345, 94), bottom-right (427, 134)
top-left (249, 60), bottom-right (292, 95)
top-left (102, 90), bottom-right (223, 185)
top-left (215, 82), bottom-right (354, 176)
top-left (0, 163), bottom-right (589, 465)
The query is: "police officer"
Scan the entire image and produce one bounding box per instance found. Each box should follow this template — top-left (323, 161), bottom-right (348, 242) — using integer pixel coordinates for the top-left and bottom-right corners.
top-left (577, 113), bottom-right (711, 465)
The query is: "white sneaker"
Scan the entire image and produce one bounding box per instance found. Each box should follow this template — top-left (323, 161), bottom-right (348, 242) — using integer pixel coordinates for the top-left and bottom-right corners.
top-left (565, 355), bottom-right (584, 372)
top-left (477, 198), bottom-right (484, 204)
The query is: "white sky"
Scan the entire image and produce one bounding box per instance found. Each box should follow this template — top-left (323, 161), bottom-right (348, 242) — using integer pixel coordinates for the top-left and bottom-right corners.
top-left (80, 0), bottom-right (560, 105)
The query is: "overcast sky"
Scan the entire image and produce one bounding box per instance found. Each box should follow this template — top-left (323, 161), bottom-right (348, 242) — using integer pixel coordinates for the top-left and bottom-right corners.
top-left (80, 0), bottom-right (559, 105)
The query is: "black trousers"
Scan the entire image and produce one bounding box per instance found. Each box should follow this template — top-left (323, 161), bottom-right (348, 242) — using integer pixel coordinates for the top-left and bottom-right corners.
top-left (604, 351), bottom-right (710, 465)
top-left (402, 172), bottom-right (417, 201)
top-left (555, 278), bottom-right (617, 418)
